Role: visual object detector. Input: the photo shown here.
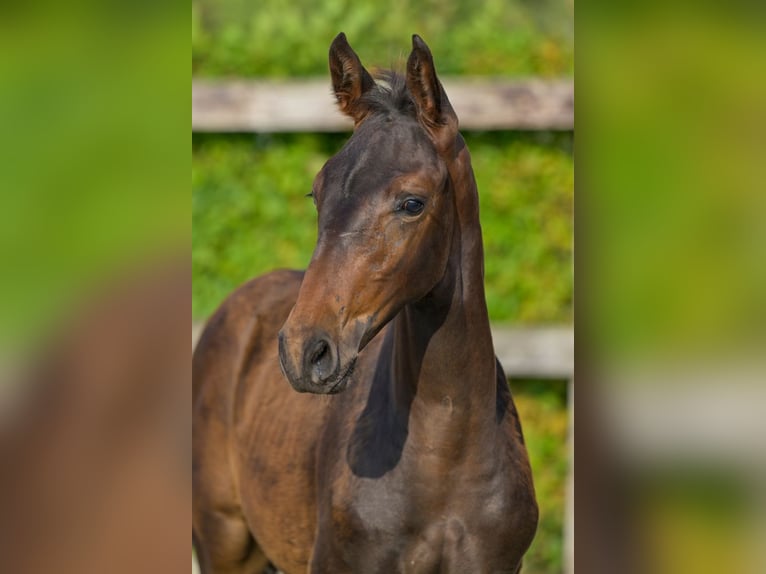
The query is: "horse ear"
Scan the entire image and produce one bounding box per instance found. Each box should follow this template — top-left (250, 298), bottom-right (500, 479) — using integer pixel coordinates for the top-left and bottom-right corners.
top-left (329, 33), bottom-right (375, 124)
top-left (406, 34), bottom-right (457, 139)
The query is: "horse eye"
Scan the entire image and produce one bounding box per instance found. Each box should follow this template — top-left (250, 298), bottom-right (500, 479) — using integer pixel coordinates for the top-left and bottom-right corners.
top-left (401, 198), bottom-right (424, 215)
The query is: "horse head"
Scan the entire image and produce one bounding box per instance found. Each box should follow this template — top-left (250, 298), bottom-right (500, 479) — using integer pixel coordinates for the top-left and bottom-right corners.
top-left (278, 33), bottom-right (460, 394)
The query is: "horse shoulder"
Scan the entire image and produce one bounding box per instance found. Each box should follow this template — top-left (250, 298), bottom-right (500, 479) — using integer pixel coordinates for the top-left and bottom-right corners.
top-left (193, 269), bottom-right (303, 398)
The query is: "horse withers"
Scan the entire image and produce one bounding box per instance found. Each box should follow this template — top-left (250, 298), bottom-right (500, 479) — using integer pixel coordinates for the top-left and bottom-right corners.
top-left (193, 33), bottom-right (538, 573)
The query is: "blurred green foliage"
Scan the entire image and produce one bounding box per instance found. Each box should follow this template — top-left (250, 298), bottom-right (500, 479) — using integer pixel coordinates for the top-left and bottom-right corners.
top-left (193, 0), bottom-right (573, 77)
top-left (192, 132), bottom-right (573, 324)
top-left (0, 4), bottom-right (188, 351)
top-left (582, 9), bottom-right (766, 360)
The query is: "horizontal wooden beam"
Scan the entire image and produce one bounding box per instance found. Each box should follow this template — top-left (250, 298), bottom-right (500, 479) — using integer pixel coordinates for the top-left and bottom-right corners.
top-left (600, 370), bottom-right (766, 466)
top-left (192, 78), bottom-right (574, 132)
top-left (492, 325), bottom-right (573, 379)
top-left (192, 323), bottom-right (573, 379)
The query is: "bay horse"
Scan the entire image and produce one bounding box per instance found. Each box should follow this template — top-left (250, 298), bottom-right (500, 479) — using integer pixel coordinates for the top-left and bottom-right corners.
top-left (193, 33), bottom-right (538, 573)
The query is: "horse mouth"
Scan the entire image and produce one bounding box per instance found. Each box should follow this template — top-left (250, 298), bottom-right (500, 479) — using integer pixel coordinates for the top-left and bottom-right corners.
top-left (326, 356), bottom-right (357, 394)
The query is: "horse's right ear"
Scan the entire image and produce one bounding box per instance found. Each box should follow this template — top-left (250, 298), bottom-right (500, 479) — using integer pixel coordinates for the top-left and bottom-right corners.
top-left (329, 33), bottom-right (375, 124)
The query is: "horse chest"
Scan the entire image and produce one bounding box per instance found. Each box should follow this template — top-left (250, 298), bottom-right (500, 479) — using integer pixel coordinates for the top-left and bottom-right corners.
top-left (320, 469), bottom-right (522, 573)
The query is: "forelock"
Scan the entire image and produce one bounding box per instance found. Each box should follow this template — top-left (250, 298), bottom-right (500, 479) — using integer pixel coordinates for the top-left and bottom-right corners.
top-left (358, 71), bottom-right (416, 119)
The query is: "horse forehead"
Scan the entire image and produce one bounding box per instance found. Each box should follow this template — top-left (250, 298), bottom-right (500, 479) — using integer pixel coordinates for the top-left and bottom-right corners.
top-left (324, 118), bottom-right (440, 193)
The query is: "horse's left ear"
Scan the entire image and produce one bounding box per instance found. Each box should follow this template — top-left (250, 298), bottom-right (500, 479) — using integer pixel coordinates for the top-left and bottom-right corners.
top-left (406, 35), bottom-right (458, 149)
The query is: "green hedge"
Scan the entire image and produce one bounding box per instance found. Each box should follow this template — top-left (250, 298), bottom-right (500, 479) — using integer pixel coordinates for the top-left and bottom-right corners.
top-left (193, 0), bottom-right (573, 78)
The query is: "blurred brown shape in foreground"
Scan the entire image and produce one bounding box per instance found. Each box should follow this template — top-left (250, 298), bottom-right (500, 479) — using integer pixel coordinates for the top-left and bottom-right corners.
top-left (0, 255), bottom-right (190, 574)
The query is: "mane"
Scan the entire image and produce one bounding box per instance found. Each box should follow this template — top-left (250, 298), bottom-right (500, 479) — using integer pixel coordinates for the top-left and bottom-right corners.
top-left (360, 70), bottom-right (416, 119)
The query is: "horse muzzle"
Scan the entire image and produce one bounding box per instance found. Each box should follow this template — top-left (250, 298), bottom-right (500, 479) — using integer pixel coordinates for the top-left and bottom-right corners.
top-left (277, 329), bottom-right (357, 394)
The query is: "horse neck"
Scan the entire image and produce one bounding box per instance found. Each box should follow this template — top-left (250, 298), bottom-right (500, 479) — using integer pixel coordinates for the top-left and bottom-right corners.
top-left (389, 136), bottom-right (498, 447)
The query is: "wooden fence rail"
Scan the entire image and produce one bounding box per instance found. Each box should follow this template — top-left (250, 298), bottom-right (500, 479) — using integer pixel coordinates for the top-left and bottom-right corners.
top-left (192, 78), bottom-right (574, 132)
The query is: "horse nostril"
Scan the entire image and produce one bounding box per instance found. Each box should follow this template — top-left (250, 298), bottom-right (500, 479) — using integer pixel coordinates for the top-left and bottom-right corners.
top-left (306, 337), bottom-right (336, 384)
top-left (310, 340), bottom-right (329, 366)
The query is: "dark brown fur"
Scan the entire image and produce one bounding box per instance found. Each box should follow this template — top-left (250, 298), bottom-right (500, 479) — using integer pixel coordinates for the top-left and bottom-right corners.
top-left (193, 34), bottom-right (538, 573)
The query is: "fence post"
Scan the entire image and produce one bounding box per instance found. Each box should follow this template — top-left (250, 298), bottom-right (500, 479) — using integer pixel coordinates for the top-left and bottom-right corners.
top-left (564, 378), bottom-right (574, 574)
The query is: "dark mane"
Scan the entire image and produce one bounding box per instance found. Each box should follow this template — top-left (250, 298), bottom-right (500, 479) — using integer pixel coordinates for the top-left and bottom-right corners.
top-left (360, 71), bottom-right (416, 119)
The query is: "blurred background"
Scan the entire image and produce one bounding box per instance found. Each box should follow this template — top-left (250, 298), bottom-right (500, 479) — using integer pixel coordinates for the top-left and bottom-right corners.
top-left (192, 1), bottom-right (574, 573)
top-left (0, 2), bottom-right (189, 573)
top-left (579, 3), bottom-right (766, 573)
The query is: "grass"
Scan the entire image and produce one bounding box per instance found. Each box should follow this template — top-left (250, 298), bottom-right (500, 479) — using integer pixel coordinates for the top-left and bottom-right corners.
top-left (192, 131), bottom-right (573, 324)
